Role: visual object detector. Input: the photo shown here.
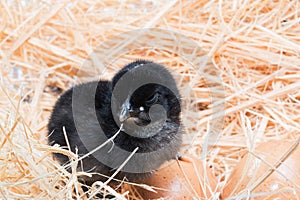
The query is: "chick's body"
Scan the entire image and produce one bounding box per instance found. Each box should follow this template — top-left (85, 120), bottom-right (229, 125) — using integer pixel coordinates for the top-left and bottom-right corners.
top-left (48, 60), bottom-right (182, 185)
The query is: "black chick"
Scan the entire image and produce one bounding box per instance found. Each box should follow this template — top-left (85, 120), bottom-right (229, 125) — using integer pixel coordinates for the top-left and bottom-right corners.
top-left (48, 60), bottom-right (182, 186)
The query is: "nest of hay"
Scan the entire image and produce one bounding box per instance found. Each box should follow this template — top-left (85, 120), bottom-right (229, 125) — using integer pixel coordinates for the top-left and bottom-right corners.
top-left (0, 0), bottom-right (299, 199)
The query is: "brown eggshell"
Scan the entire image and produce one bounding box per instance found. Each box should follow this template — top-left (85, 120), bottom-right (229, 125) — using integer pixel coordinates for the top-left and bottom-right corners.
top-left (222, 140), bottom-right (300, 199)
top-left (136, 155), bottom-right (217, 200)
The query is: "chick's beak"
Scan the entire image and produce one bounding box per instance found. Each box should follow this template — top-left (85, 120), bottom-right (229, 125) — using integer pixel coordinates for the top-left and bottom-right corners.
top-left (119, 99), bottom-right (132, 123)
top-left (119, 107), bottom-right (130, 123)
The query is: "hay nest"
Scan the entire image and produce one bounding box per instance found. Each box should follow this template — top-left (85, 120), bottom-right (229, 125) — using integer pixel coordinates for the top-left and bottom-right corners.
top-left (0, 0), bottom-right (299, 199)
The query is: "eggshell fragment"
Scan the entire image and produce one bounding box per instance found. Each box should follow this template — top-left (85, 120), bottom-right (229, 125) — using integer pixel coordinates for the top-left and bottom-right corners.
top-left (136, 155), bottom-right (217, 200)
top-left (222, 140), bottom-right (300, 199)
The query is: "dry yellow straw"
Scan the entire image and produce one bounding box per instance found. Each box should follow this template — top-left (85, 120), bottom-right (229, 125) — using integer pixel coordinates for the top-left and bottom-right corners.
top-left (0, 0), bottom-right (299, 199)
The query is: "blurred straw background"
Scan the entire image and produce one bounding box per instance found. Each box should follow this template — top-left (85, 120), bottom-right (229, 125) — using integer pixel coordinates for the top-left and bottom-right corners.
top-left (0, 0), bottom-right (299, 199)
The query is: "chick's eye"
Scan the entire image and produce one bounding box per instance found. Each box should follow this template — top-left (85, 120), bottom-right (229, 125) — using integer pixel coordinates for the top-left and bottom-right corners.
top-left (139, 106), bottom-right (144, 111)
top-left (145, 93), bottom-right (159, 106)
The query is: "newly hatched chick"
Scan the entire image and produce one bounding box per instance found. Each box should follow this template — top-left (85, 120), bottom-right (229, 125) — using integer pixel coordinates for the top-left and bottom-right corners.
top-left (48, 60), bottom-right (182, 186)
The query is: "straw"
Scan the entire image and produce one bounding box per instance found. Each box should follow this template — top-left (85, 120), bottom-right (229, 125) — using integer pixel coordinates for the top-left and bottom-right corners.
top-left (0, 0), bottom-right (299, 199)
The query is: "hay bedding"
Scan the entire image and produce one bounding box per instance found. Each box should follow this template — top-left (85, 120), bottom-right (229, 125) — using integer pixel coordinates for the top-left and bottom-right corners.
top-left (0, 0), bottom-right (299, 199)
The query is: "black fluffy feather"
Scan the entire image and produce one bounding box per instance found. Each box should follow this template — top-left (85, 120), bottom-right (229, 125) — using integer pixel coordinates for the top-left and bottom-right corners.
top-left (48, 60), bottom-right (182, 185)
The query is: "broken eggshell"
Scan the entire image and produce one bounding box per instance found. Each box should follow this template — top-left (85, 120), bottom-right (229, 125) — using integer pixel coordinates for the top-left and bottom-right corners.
top-left (136, 155), bottom-right (218, 200)
top-left (222, 140), bottom-right (300, 199)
